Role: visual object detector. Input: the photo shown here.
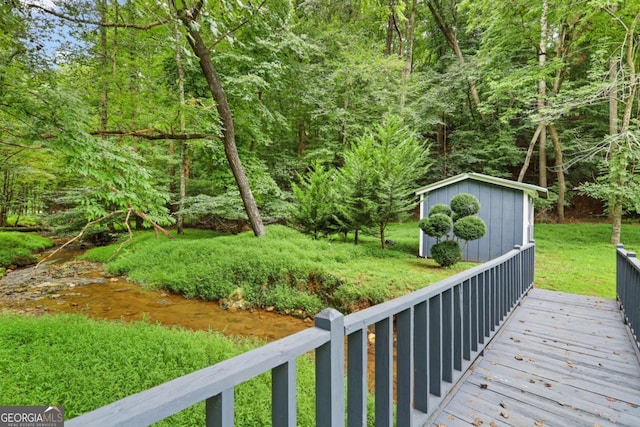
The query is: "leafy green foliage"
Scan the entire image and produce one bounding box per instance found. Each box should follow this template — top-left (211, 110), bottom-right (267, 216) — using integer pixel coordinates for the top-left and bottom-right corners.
top-left (450, 193), bottom-right (481, 217)
top-left (453, 216), bottom-right (487, 242)
top-left (0, 232), bottom-right (53, 273)
top-left (0, 313), bottom-right (316, 425)
top-left (290, 162), bottom-right (341, 239)
top-left (419, 213), bottom-right (453, 241)
top-left (431, 240), bottom-right (462, 268)
top-left (428, 203), bottom-right (452, 217)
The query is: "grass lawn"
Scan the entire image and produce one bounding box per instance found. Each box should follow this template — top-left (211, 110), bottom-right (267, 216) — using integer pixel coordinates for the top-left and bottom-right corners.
top-left (534, 222), bottom-right (640, 299)
top-left (0, 313), bottom-right (317, 425)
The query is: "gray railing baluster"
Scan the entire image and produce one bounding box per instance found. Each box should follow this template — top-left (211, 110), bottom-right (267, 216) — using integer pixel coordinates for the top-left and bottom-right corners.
top-left (484, 270), bottom-right (491, 338)
top-left (396, 308), bottom-right (414, 426)
top-left (463, 278), bottom-right (472, 360)
top-left (442, 288), bottom-right (454, 383)
top-left (347, 329), bottom-right (367, 427)
top-left (492, 267), bottom-right (499, 330)
top-left (414, 301), bottom-right (428, 414)
top-left (429, 295), bottom-right (442, 397)
top-left (453, 284), bottom-right (463, 371)
top-left (478, 272), bottom-right (486, 345)
top-left (206, 389), bottom-right (234, 427)
top-left (375, 316), bottom-right (393, 427)
top-left (470, 276), bottom-right (479, 352)
top-left (272, 361), bottom-right (296, 427)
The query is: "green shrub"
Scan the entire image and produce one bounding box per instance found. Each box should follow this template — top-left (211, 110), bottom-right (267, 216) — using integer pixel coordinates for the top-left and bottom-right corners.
top-left (450, 193), bottom-right (480, 217)
top-left (453, 216), bottom-right (487, 242)
top-left (419, 214), bottom-right (452, 240)
top-left (419, 194), bottom-right (487, 267)
top-left (428, 203), bottom-right (452, 217)
top-left (431, 241), bottom-right (462, 268)
top-left (0, 232), bottom-right (54, 269)
top-left (261, 284), bottom-right (324, 314)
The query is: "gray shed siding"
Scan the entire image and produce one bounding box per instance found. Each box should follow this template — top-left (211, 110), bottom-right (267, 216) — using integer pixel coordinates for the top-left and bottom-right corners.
top-left (420, 180), bottom-right (524, 262)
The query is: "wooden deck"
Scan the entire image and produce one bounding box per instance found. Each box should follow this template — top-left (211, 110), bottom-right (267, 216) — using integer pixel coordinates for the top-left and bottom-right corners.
top-left (429, 288), bottom-right (640, 427)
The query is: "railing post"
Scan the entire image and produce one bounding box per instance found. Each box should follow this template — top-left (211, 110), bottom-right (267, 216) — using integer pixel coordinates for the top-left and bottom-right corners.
top-left (206, 389), bottom-right (234, 427)
top-left (315, 308), bottom-right (345, 427)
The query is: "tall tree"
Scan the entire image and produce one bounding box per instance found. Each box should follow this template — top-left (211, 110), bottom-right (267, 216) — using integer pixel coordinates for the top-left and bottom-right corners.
top-left (170, 0), bottom-right (265, 236)
top-left (426, 0), bottom-right (484, 120)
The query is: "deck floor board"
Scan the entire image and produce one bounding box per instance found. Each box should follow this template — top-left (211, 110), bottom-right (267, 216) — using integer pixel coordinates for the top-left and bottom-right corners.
top-left (428, 288), bottom-right (640, 427)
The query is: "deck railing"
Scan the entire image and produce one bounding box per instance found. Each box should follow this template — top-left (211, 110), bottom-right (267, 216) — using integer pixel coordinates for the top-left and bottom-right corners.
top-left (67, 242), bottom-right (535, 427)
top-left (616, 244), bottom-right (640, 352)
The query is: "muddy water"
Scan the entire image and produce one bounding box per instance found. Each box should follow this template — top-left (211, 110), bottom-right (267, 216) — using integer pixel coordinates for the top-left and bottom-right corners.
top-left (0, 246), bottom-right (309, 342)
top-left (26, 280), bottom-right (310, 341)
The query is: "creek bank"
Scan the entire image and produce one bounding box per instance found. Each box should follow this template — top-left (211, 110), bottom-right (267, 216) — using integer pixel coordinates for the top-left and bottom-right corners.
top-left (0, 245), bottom-right (309, 341)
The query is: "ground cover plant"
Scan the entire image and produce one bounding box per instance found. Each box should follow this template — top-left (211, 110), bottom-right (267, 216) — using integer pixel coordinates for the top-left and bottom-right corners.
top-left (83, 223), bottom-right (475, 315)
top-left (2, 221), bottom-right (635, 426)
top-left (0, 232), bottom-right (53, 277)
top-left (0, 313), bottom-right (317, 426)
top-left (534, 222), bottom-right (640, 298)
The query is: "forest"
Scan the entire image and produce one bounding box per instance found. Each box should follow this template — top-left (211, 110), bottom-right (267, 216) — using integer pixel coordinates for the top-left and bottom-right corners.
top-left (2, 0), bottom-right (640, 244)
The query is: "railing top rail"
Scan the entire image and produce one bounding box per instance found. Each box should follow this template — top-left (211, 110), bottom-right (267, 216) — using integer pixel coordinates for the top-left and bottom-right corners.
top-left (617, 244), bottom-right (640, 275)
top-left (67, 326), bottom-right (330, 427)
top-left (344, 242), bottom-right (534, 334)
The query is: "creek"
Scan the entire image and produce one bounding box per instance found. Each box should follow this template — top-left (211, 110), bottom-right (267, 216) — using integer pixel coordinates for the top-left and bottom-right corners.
top-left (0, 245), bottom-right (309, 342)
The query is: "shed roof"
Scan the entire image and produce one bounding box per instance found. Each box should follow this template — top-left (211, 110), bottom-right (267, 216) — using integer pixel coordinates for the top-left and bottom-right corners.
top-left (415, 172), bottom-right (548, 199)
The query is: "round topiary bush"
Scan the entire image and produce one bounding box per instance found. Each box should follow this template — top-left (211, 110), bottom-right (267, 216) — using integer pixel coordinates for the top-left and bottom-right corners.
top-left (453, 216), bottom-right (487, 242)
top-left (431, 240), bottom-right (461, 267)
top-left (419, 213), bottom-right (453, 240)
top-left (450, 193), bottom-right (480, 217)
top-left (428, 203), bottom-right (452, 217)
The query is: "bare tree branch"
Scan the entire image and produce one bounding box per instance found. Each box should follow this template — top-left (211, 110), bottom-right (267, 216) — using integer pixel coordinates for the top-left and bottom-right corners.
top-left (209, 0), bottom-right (268, 49)
top-left (89, 129), bottom-right (218, 140)
top-left (36, 210), bottom-right (126, 268)
top-left (25, 3), bottom-right (170, 30)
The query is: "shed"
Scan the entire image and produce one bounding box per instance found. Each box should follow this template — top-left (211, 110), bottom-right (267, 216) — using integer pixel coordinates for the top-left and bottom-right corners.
top-left (416, 173), bottom-right (547, 262)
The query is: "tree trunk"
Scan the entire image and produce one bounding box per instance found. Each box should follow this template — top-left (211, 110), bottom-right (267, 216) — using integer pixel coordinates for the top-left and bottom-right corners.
top-left (385, 10), bottom-right (394, 56)
top-left (400, 0), bottom-right (417, 109)
top-left (518, 123), bottom-right (543, 182)
top-left (173, 4), bottom-right (265, 237)
top-left (99, 0), bottom-right (108, 134)
top-left (607, 6), bottom-right (621, 245)
top-left (175, 22), bottom-right (187, 236)
top-left (608, 10), bottom-right (639, 245)
top-left (426, 0), bottom-right (484, 120)
top-left (537, 0), bottom-right (548, 189)
top-left (548, 125), bottom-right (565, 223)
